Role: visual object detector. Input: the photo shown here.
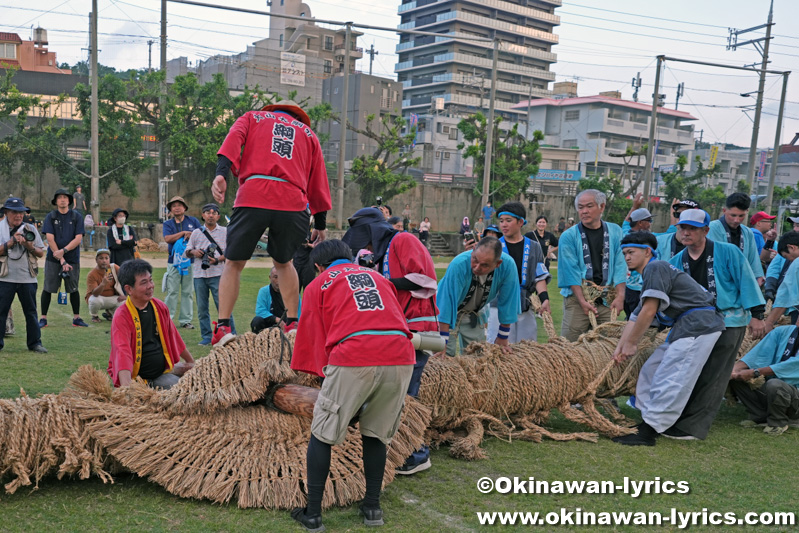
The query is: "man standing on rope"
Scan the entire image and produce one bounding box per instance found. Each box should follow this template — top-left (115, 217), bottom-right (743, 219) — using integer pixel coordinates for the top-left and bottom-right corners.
top-left (707, 192), bottom-right (764, 285)
top-left (211, 100), bottom-right (331, 346)
top-left (611, 232), bottom-right (725, 446)
top-left (487, 202), bottom-right (550, 342)
top-left (558, 189), bottom-right (626, 341)
top-left (664, 209), bottom-right (766, 440)
top-left (342, 207), bottom-right (438, 476)
top-left (290, 240), bottom-right (415, 531)
top-left (108, 259), bottom-right (195, 390)
top-left (436, 236), bottom-right (520, 356)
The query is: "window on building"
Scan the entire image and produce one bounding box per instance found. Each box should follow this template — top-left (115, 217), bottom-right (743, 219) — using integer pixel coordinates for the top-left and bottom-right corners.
top-left (324, 60), bottom-right (332, 74)
top-left (279, 34), bottom-right (283, 48)
top-left (324, 36), bottom-right (333, 51)
top-left (449, 128), bottom-right (458, 140)
top-left (371, 85), bottom-right (375, 94)
top-left (444, 151), bottom-right (451, 159)
top-left (307, 38), bottom-right (311, 49)
top-left (393, 91), bottom-right (398, 102)
top-left (563, 139), bottom-right (578, 148)
top-left (564, 110), bottom-right (580, 122)
top-left (0, 43), bottom-right (17, 59)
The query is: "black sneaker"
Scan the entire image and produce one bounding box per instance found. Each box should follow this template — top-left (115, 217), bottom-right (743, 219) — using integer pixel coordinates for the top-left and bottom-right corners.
top-left (611, 422), bottom-right (658, 446)
top-left (290, 507), bottom-right (324, 532)
top-left (29, 344), bottom-right (48, 353)
top-left (359, 504), bottom-right (384, 527)
top-left (102, 310), bottom-right (114, 321)
top-left (395, 457), bottom-right (431, 476)
top-left (72, 317), bottom-right (90, 328)
top-left (661, 427), bottom-right (699, 441)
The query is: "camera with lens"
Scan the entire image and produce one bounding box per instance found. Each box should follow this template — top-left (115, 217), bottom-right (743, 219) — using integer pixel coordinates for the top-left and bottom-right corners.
top-left (357, 252), bottom-right (375, 269)
top-left (463, 230), bottom-right (477, 243)
top-left (200, 243), bottom-right (218, 270)
top-left (22, 228), bottom-right (35, 242)
top-left (59, 267), bottom-right (70, 280)
top-left (375, 196), bottom-right (383, 206)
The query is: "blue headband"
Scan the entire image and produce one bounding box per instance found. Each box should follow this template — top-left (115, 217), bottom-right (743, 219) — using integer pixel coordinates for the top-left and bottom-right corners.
top-left (498, 211), bottom-right (527, 225)
top-left (621, 243), bottom-right (657, 260)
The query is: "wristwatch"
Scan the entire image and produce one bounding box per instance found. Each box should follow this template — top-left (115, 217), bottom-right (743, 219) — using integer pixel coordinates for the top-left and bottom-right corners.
top-left (752, 369), bottom-right (761, 379)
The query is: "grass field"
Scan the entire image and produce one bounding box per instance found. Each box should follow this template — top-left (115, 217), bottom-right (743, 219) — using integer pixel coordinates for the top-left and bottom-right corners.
top-left (0, 261), bottom-right (795, 532)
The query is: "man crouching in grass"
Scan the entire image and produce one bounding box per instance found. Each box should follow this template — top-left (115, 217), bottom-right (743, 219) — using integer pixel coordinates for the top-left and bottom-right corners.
top-left (611, 231), bottom-right (725, 446)
top-left (108, 259), bottom-right (195, 389)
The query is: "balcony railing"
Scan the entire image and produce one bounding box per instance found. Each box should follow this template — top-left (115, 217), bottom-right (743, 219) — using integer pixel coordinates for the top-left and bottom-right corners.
top-left (399, 0), bottom-right (560, 24)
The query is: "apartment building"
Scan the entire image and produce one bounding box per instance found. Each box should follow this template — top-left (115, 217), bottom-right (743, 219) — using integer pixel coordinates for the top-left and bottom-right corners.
top-left (395, 0), bottom-right (560, 120)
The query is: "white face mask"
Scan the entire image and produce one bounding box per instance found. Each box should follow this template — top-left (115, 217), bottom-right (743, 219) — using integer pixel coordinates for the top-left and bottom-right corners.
top-left (117, 216), bottom-right (126, 224)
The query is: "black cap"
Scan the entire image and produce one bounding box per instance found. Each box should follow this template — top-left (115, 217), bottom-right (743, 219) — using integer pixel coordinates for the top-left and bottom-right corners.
top-left (202, 203), bottom-right (220, 213)
top-left (111, 208), bottom-right (129, 219)
top-left (51, 188), bottom-right (73, 206)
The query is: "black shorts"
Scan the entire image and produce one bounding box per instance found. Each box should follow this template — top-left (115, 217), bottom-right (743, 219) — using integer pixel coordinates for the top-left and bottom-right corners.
top-left (225, 207), bottom-right (310, 264)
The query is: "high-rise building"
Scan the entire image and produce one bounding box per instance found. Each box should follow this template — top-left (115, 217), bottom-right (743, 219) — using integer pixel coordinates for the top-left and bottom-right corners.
top-left (167, 0), bottom-right (362, 103)
top-left (395, 0), bottom-right (560, 120)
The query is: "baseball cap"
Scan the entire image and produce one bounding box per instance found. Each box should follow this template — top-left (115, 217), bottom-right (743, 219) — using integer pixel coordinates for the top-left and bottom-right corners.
top-left (202, 203), bottom-right (220, 213)
top-left (788, 217), bottom-right (799, 224)
top-left (674, 199), bottom-right (701, 210)
top-left (678, 209), bottom-right (710, 228)
top-left (749, 211), bottom-right (776, 225)
top-left (95, 248), bottom-right (111, 257)
top-left (630, 208), bottom-right (653, 223)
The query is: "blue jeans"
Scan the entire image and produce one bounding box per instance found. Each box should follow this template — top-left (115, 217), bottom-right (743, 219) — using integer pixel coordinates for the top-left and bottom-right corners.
top-left (194, 276), bottom-right (236, 342)
top-left (0, 281), bottom-right (41, 350)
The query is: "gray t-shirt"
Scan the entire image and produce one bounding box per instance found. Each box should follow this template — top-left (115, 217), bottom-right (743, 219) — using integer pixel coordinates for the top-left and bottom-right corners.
top-left (631, 260), bottom-right (725, 342)
top-left (0, 219), bottom-right (45, 284)
top-left (73, 192), bottom-right (85, 211)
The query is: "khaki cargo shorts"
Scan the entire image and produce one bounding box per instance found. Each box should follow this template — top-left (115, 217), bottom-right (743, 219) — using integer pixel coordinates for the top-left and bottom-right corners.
top-left (311, 364), bottom-right (413, 446)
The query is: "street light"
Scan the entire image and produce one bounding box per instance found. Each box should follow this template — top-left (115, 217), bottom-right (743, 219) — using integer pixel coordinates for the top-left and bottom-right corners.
top-left (158, 170), bottom-right (179, 221)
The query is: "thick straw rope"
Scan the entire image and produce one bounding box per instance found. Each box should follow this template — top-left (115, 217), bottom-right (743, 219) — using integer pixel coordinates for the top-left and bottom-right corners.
top-left (0, 328), bottom-right (430, 510)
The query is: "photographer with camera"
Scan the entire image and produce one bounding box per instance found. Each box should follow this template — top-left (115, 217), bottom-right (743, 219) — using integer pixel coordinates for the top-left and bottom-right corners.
top-left (85, 249), bottom-right (125, 323)
top-left (184, 203), bottom-right (236, 346)
top-left (0, 198), bottom-right (47, 353)
top-left (39, 188), bottom-right (88, 329)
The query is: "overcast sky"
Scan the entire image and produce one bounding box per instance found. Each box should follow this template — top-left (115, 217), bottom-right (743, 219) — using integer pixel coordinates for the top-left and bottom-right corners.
top-left (2, 0), bottom-right (798, 148)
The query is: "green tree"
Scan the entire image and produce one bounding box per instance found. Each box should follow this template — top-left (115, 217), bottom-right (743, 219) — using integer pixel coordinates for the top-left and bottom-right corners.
top-left (71, 74), bottom-right (152, 197)
top-left (457, 112), bottom-right (543, 204)
top-left (0, 70), bottom-right (78, 187)
top-left (577, 172), bottom-right (629, 224)
top-left (345, 113), bottom-right (419, 207)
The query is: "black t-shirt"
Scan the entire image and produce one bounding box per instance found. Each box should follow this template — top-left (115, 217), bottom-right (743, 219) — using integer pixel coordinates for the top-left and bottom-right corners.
top-left (583, 225), bottom-right (605, 285)
top-left (269, 285), bottom-right (286, 319)
top-left (686, 245), bottom-right (711, 290)
top-left (137, 302), bottom-right (166, 380)
top-left (728, 225), bottom-right (742, 249)
top-left (672, 236), bottom-right (686, 256)
top-left (504, 239), bottom-right (525, 283)
top-left (525, 230), bottom-right (558, 258)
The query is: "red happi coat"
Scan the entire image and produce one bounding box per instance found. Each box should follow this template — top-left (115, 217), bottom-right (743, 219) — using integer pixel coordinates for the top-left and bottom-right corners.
top-left (217, 110), bottom-right (332, 214)
top-left (291, 263), bottom-right (415, 378)
top-left (383, 232), bottom-right (439, 333)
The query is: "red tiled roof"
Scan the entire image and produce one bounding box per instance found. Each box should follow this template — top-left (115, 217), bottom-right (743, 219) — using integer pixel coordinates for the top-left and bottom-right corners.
top-left (0, 33), bottom-right (22, 43)
top-left (512, 95), bottom-right (697, 120)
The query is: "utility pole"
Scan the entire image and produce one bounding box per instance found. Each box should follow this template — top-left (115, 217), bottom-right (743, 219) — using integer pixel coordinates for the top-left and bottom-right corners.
top-left (631, 72), bottom-right (641, 102)
top-left (765, 71), bottom-right (790, 212)
top-left (675, 82), bottom-right (684, 110)
top-left (728, 0), bottom-right (774, 190)
top-left (525, 78), bottom-right (533, 139)
top-left (159, 0), bottom-right (167, 215)
top-left (147, 40), bottom-right (154, 72)
top-left (89, 3), bottom-right (100, 225)
top-left (335, 23), bottom-right (352, 229)
top-left (365, 43), bottom-right (378, 76)
top-left (642, 56), bottom-right (663, 208)
top-left (480, 39), bottom-right (499, 210)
